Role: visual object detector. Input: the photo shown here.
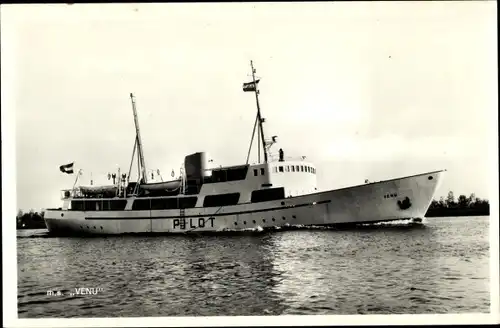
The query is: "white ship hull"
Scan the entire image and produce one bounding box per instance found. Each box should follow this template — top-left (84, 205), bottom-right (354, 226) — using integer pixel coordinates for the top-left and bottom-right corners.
top-left (44, 170), bottom-right (443, 235)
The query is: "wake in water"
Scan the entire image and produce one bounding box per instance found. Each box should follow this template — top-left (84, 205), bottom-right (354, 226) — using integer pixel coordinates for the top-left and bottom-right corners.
top-left (16, 230), bottom-right (51, 238)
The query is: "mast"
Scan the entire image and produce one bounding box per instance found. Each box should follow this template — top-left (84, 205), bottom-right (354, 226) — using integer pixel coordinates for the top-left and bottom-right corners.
top-left (127, 136), bottom-right (137, 185)
top-left (250, 60), bottom-right (268, 164)
top-left (129, 93), bottom-right (148, 183)
top-left (245, 115), bottom-right (259, 164)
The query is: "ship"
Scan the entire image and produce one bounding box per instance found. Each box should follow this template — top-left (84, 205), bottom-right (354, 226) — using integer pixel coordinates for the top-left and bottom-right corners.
top-left (44, 61), bottom-right (445, 235)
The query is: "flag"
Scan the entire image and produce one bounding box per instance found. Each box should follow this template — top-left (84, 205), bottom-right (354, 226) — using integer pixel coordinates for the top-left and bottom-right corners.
top-left (59, 162), bottom-right (74, 174)
top-left (242, 79), bottom-right (260, 92)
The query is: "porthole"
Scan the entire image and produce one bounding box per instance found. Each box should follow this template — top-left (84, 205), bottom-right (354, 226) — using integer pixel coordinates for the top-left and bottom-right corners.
top-left (100, 226), bottom-right (103, 230)
top-left (282, 216), bottom-right (286, 220)
top-left (243, 221), bottom-right (247, 225)
top-left (428, 176), bottom-right (433, 180)
top-left (281, 201), bottom-right (285, 205)
top-left (262, 219), bottom-right (266, 223)
top-left (86, 226), bottom-right (89, 229)
top-left (272, 218), bottom-right (275, 221)
top-left (292, 215), bottom-right (296, 219)
top-left (93, 226), bottom-right (96, 229)
top-left (252, 220), bottom-right (256, 224)
top-left (234, 222), bottom-right (238, 226)
top-left (61, 213), bottom-right (64, 217)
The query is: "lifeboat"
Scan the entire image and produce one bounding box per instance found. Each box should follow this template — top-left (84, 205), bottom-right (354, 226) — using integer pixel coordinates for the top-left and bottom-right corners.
top-left (79, 185), bottom-right (118, 194)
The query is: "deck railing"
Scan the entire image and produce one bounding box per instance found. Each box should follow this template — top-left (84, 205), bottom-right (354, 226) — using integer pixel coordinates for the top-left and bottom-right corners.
top-left (267, 154), bottom-right (310, 163)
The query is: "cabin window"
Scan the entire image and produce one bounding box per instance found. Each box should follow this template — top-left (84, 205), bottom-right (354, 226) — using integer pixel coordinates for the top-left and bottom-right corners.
top-left (71, 200), bottom-right (84, 211)
top-left (285, 166), bottom-right (290, 172)
top-left (203, 193), bottom-right (240, 207)
top-left (301, 165), bottom-right (304, 172)
top-left (307, 167), bottom-right (310, 173)
top-left (291, 166), bottom-right (295, 172)
top-left (133, 197), bottom-right (197, 210)
top-left (178, 197), bottom-right (198, 209)
top-left (132, 199), bottom-right (151, 210)
top-left (151, 198), bottom-right (178, 210)
top-left (104, 199), bottom-right (127, 211)
top-left (253, 169), bottom-right (258, 176)
top-left (279, 166), bottom-right (284, 172)
top-left (211, 165), bottom-right (249, 183)
top-left (83, 200), bottom-right (99, 211)
top-left (296, 165), bottom-right (299, 171)
top-left (260, 168), bottom-right (265, 175)
top-left (101, 200), bottom-right (109, 211)
top-left (251, 187), bottom-right (285, 203)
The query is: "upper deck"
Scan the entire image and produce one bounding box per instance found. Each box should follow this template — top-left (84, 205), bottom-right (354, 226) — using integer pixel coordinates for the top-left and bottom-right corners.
top-left (58, 158), bottom-right (318, 211)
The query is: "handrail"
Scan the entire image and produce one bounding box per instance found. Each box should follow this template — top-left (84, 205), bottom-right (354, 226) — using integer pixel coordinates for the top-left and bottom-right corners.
top-left (267, 154), bottom-right (311, 163)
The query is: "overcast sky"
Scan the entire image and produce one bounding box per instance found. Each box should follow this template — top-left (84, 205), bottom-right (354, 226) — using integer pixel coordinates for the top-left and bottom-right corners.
top-left (2, 2), bottom-right (497, 211)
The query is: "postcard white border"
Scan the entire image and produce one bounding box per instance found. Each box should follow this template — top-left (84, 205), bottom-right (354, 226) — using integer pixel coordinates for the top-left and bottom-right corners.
top-left (2, 3), bottom-right (499, 327)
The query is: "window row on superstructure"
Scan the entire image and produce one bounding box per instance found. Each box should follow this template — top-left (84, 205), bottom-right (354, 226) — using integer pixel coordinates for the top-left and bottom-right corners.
top-left (272, 164), bottom-right (316, 174)
top-left (69, 187), bottom-right (287, 211)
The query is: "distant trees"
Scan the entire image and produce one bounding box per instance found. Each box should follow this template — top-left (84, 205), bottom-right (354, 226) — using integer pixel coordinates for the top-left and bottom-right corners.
top-left (16, 209), bottom-right (46, 229)
top-left (446, 191), bottom-right (455, 207)
top-left (427, 192), bottom-right (489, 217)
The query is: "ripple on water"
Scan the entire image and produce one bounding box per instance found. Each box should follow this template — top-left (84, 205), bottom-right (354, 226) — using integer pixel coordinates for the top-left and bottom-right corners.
top-left (16, 217), bottom-right (490, 317)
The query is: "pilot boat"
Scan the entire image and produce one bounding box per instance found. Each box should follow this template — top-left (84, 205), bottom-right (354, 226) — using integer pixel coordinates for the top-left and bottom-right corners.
top-left (44, 61), bottom-right (444, 235)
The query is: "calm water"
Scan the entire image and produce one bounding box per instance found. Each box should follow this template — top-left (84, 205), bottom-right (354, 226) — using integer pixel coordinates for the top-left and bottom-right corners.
top-left (17, 216), bottom-right (490, 317)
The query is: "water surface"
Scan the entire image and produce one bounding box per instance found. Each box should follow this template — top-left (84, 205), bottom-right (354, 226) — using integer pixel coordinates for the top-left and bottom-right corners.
top-left (17, 216), bottom-right (490, 317)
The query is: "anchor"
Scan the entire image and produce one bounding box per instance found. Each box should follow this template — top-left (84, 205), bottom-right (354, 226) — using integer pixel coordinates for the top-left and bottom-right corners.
top-left (397, 196), bottom-right (412, 210)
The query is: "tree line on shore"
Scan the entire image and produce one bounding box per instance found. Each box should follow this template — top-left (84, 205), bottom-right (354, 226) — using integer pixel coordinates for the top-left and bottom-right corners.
top-left (16, 191), bottom-right (489, 229)
top-left (16, 210), bottom-right (46, 230)
top-left (426, 191), bottom-right (489, 217)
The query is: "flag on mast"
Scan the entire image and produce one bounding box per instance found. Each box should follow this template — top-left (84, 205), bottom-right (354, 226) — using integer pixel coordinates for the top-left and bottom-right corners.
top-left (242, 79), bottom-right (260, 92)
top-left (59, 162), bottom-right (75, 174)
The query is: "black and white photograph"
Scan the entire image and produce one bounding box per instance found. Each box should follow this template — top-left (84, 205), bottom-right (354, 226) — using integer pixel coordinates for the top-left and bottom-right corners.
top-left (2, 2), bottom-right (498, 327)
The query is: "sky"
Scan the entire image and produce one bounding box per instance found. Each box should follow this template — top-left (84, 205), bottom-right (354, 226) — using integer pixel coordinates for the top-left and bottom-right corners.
top-left (2, 2), bottom-right (498, 211)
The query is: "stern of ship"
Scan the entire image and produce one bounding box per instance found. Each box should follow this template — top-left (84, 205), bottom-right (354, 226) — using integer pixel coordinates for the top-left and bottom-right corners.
top-left (44, 209), bottom-right (87, 235)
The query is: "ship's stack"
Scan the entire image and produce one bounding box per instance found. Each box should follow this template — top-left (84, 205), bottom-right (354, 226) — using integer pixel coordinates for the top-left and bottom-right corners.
top-left (183, 152), bottom-right (209, 194)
